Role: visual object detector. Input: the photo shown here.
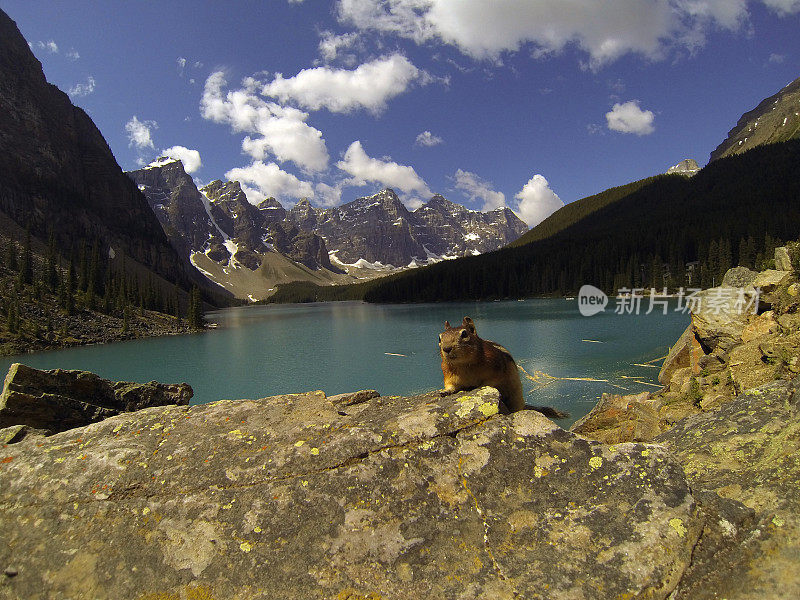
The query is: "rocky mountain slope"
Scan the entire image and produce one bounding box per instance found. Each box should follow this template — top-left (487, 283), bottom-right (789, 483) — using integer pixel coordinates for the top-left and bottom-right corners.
top-left (0, 10), bottom-right (194, 293)
top-left (292, 189), bottom-right (528, 267)
top-left (128, 159), bottom-right (348, 300)
top-left (129, 161), bottom-right (528, 299)
top-left (665, 158), bottom-right (700, 176)
top-left (710, 75), bottom-right (800, 162)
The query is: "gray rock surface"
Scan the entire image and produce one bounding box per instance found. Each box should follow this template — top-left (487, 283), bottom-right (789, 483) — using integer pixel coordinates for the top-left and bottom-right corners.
top-left (721, 266), bottom-right (759, 288)
top-left (0, 386), bottom-right (701, 599)
top-left (774, 246), bottom-right (793, 271)
top-left (0, 363), bottom-right (192, 434)
top-left (657, 380), bottom-right (800, 598)
top-left (665, 158), bottom-right (700, 176)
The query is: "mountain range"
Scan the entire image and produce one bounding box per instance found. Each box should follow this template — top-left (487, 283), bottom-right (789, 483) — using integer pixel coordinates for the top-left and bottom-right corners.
top-left (127, 161), bottom-right (528, 300)
top-left (267, 75), bottom-right (800, 304)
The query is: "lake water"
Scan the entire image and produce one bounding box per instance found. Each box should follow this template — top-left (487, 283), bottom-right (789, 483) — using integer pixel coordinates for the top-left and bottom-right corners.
top-left (0, 300), bottom-right (688, 427)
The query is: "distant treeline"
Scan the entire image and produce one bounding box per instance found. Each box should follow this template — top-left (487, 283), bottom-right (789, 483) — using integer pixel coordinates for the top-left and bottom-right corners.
top-left (269, 139), bottom-right (800, 304)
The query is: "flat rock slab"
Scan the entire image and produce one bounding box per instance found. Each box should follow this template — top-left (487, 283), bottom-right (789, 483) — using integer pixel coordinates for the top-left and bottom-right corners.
top-left (657, 380), bottom-right (800, 599)
top-left (0, 387), bottom-right (700, 599)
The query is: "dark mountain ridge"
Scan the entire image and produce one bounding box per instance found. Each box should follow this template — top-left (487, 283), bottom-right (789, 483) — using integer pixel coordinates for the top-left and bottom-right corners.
top-left (0, 9), bottom-right (195, 291)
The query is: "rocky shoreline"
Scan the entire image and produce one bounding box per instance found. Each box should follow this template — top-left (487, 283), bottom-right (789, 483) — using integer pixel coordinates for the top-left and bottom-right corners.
top-left (1, 249), bottom-right (799, 598)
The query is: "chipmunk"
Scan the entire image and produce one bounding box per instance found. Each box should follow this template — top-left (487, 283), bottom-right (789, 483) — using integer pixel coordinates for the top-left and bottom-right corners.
top-left (438, 316), bottom-right (569, 419)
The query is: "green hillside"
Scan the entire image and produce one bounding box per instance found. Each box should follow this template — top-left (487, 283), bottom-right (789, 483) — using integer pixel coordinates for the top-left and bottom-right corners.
top-left (269, 139), bottom-right (800, 304)
top-left (509, 175), bottom-right (665, 247)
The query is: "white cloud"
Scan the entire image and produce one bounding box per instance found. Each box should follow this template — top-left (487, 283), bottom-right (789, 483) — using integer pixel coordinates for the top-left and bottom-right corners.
top-left (762, 0), bottom-right (800, 15)
top-left (68, 75), bottom-right (96, 98)
top-left (606, 100), bottom-right (656, 135)
top-left (37, 40), bottom-right (59, 54)
top-left (452, 169), bottom-right (506, 211)
top-left (314, 182), bottom-right (345, 207)
top-left (125, 116), bottom-right (157, 149)
top-left (337, 140), bottom-right (432, 199)
top-left (177, 57), bottom-right (187, 76)
top-left (262, 54), bottom-right (423, 114)
top-left (162, 146), bottom-right (202, 173)
top-left (201, 71), bottom-right (329, 172)
top-left (514, 174), bottom-right (564, 227)
top-left (66, 48), bottom-right (80, 60)
top-left (224, 161), bottom-right (314, 204)
top-left (336, 0), bottom-right (785, 69)
top-left (318, 31), bottom-right (361, 63)
top-left (415, 130), bottom-right (443, 147)
top-left (768, 53), bottom-right (786, 63)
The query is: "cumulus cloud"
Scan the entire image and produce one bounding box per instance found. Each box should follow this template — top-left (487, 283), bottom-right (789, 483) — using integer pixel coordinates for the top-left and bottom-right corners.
top-left (762, 0), bottom-right (800, 15)
top-left (337, 140), bottom-right (432, 199)
top-left (318, 31), bottom-right (362, 63)
top-left (225, 161), bottom-right (314, 204)
top-left (68, 75), bottom-right (96, 98)
top-left (514, 175), bottom-right (564, 227)
top-left (201, 71), bottom-right (329, 172)
top-left (66, 48), bottom-right (80, 60)
top-left (314, 182), bottom-right (345, 207)
top-left (262, 54), bottom-right (423, 114)
top-left (606, 100), bottom-right (656, 135)
top-left (336, 0), bottom-right (789, 68)
top-left (415, 130), bottom-right (443, 147)
top-left (162, 146), bottom-right (202, 173)
top-left (125, 116), bottom-right (157, 149)
top-left (452, 169), bottom-right (506, 211)
top-left (177, 57), bottom-right (187, 76)
top-left (37, 40), bottom-right (59, 54)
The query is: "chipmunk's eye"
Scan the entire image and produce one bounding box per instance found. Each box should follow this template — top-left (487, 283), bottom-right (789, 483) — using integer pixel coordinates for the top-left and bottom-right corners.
top-left (460, 330), bottom-right (468, 339)
top-left (438, 334), bottom-right (442, 342)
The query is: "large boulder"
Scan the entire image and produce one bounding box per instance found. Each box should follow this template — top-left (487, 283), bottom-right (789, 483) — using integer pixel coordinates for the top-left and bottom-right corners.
top-left (0, 363), bottom-right (192, 434)
top-left (656, 380), bottom-right (800, 598)
top-left (0, 386), bottom-right (702, 599)
top-left (569, 391), bottom-right (663, 443)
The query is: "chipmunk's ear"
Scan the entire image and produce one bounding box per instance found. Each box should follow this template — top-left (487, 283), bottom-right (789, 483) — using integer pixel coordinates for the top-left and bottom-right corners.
top-left (462, 317), bottom-right (475, 333)
top-left (444, 320), bottom-right (451, 329)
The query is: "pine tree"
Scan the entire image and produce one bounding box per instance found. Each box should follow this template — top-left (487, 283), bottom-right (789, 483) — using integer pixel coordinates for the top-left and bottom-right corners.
top-left (18, 226), bottom-right (33, 287)
top-left (188, 285), bottom-right (204, 330)
top-left (46, 229), bottom-right (58, 292)
top-left (65, 258), bottom-right (75, 315)
top-left (5, 237), bottom-right (17, 272)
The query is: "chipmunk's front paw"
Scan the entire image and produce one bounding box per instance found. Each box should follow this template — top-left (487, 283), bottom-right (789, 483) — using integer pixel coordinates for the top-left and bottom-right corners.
top-left (439, 388), bottom-right (456, 397)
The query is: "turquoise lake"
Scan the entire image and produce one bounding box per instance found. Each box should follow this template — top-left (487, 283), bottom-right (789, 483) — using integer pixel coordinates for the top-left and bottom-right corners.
top-left (0, 300), bottom-right (688, 427)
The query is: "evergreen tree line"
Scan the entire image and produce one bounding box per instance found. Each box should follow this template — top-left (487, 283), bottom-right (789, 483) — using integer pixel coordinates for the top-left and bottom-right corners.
top-left (269, 139), bottom-right (800, 304)
top-left (1, 226), bottom-right (205, 332)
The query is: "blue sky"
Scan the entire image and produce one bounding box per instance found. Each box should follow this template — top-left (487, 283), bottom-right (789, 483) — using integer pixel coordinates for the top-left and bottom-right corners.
top-left (3, 1), bottom-right (800, 226)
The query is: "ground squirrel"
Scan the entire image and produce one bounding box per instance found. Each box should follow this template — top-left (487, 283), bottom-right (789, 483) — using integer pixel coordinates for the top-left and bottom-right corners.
top-left (438, 316), bottom-right (569, 419)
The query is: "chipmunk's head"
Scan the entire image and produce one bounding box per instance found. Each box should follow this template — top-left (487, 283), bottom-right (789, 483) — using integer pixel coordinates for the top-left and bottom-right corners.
top-left (439, 317), bottom-right (479, 362)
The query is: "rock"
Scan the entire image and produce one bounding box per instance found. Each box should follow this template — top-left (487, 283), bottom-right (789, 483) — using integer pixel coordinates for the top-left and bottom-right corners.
top-left (722, 266), bottom-right (759, 288)
top-left (329, 389), bottom-right (381, 407)
top-left (0, 386), bottom-right (702, 599)
top-left (0, 424), bottom-right (48, 444)
top-left (659, 324), bottom-right (693, 385)
top-left (775, 246), bottom-right (793, 271)
top-left (666, 158), bottom-right (700, 176)
top-left (0, 363), bottom-right (192, 434)
top-left (742, 310), bottom-right (778, 342)
top-left (753, 269), bottom-right (791, 295)
top-left (569, 391), bottom-right (663, 443)
top-left (657, 380), bottom-right (800, 598)
top-left (690, 287), bottom-right (757, 354)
